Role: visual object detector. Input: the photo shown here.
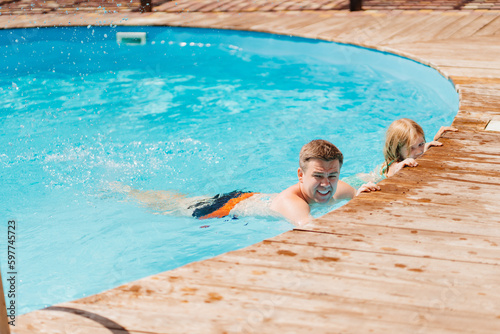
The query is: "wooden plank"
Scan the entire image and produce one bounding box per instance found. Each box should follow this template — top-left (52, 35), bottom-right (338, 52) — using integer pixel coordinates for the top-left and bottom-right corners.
top-left (156, 0), bottom-right (194, 12)
top-left (216, 0), bottom-right (251, 12)
top-left (381, 13), bottom-right (462, 45)
top-left (248, 12), bottom-right (321, 32)
top-left (474, 13), bottom-right (500, 36)
top-left (392, 13), bottom-right (467, 43)
top-left (0, 268), bottom-right (10, 334)
top-left (459, 83), bottom-right (500, 96)
top-left (284, 15), bottom-right (356, 35)
top-left (460, 90), bottom-right (500, 109)
top-left (213, 243), bottom-right (500, 291)
top-left (389, 36), bottom-right (500, 63)
top-left (206, 12), bottom-right (272, 29)
top-left (454, 110), bottom-right (500, 121)
top-left (248, 11), bottom-right (311, 32)
top-left (153, 12), bottom-right (236, 28)
top-left (312, 201), bottom-right (500, 237)
top-left (452, 76), bottom-right (500, 85)
top-left (447, 12), bottom-right (500, 39)
top-left (279, 13), bottom-right (342, 32)
top-left (19, 252), bottom-right (499, 333)
top-left (72, 256), bottom-right (500, 328)
top-left (452, 115), bottom-right (491, 131)
top-left (19, 292), bottom-right (495, 334)
top-left (269, 225), bottom-right (500, 265)
top-left (183, 1), bottom-right (222, 13)
top-left (314, 14), bottom-right (386, 40)
top-left (197, 0), bottom-right (234, 12)
top-left (426, 12), bottom-right (484, 40)
top-left (16, 306), bottom-right (133, 334)
top-left (364, 14), bottom-right (439, 45)
top-left (443, 66), bottom-right (500, 79)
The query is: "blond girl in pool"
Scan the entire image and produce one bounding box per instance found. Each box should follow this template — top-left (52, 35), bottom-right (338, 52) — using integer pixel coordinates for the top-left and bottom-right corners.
top-left (381, 118), bottom-right (457, 177)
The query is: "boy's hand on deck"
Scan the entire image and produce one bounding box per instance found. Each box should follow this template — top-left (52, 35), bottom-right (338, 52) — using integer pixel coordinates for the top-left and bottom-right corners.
top-left (356, 182), bottom-right (380, 196)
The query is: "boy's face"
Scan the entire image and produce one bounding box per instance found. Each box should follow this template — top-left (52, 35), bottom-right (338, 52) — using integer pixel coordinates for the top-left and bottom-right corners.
top-left (298, 159), bottom-right (341, 204)
top-left (407, 135), bottom-right (425, 159)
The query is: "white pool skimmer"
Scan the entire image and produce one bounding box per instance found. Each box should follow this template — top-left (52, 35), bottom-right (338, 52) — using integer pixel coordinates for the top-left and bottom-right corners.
top-left (116, 32), bottom-right (147, 45)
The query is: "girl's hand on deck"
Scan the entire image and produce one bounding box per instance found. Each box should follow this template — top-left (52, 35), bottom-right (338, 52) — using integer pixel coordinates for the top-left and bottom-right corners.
top-left (425, 140), bottom-right (443, 151)
top-left (393, 158), bottom-right (418, 175)
top-left (433, 126), bottom-right (458, 141)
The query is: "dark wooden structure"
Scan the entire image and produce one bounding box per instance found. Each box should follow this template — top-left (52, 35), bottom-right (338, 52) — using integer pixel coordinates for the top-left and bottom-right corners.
top-left (140, 0), bottom-right (152, 12)
top-left (350, 0), bottom-right (363, 11)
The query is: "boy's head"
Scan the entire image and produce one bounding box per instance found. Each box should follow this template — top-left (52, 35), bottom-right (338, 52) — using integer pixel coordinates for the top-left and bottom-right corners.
top-left (384, 118), bottom-right (425, 163)
top-left (299, 139), bottom-right (343, 171)
top-left (298, 140), bottom-right (343, 204)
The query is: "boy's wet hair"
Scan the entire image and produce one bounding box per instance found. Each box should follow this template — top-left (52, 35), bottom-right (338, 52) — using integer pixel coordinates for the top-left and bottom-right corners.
top-left (299, 139), bottom-right (343, 171)
top-left (384, 118), bottom-right (425, 166)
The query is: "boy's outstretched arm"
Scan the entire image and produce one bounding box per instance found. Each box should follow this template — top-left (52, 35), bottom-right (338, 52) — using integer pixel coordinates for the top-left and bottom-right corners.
top-left (333, 180), bottom-right (356, 200)
top-left (334, 180), bottom-right (380, 200)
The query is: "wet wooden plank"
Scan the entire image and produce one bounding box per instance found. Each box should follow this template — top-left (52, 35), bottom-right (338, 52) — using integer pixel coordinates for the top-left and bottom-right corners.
top-left (460, 90), bottom-right (500, 109)
top-left (313, 201), bottom-right (500, 237)
top-left (19, 251), bottom-right (500, 333)
top-left (19, 292), bottom-right (495, 334)
top-left (271, 225), bottom-right (500, 265)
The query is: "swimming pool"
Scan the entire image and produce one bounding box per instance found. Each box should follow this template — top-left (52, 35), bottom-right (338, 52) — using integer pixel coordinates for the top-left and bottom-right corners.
top-left (0, 26), bottom-right (458, 314)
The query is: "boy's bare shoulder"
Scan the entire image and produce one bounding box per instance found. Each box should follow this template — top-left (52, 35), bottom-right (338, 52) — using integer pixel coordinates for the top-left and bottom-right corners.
top-left (270, 184), bottom-right (302, 208)
top-left (269, 183), bottom-right (312, 226)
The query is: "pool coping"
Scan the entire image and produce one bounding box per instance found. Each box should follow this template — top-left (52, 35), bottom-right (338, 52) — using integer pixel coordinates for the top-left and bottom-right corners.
top-left (5, 9), bottom-right (500, 334)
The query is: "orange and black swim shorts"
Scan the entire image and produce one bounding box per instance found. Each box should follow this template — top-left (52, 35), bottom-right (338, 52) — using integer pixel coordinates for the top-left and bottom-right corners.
top-left (189, 191), bottom-right (255, 220)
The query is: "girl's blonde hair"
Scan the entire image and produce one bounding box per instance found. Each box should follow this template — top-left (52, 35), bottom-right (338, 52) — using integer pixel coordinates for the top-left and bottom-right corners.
top-left (383, 118), bottom-right (424, 172)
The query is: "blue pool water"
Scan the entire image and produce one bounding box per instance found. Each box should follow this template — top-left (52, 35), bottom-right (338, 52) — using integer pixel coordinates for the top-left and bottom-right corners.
top-left (0, 26), bottom-right (458, 314)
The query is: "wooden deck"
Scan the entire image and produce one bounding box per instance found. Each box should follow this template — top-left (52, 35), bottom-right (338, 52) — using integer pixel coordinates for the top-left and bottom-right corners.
top-left (4, 7), bottom-right (500, 334)
top-left (5, 0), bottom-right (500, 15)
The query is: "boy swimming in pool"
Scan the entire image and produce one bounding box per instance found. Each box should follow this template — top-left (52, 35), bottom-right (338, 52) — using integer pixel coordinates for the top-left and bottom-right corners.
top-left (269, 139), bottom-right (379, 225)
top-left (113, 139), bottom-right (379, 226)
